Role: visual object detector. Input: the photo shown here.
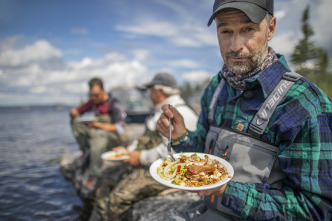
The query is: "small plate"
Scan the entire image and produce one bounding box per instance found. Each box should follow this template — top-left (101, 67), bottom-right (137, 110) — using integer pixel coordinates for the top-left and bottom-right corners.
top-left (101, 151), bottom-right (129, 161)
top-left (149, 152), bottom-right (234, 191)
top-left (77, 116), bottom-right (97, 123)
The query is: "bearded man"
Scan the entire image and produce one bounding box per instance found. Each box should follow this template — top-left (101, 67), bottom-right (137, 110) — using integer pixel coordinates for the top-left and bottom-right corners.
top-left (157, 0), bottom-right (332, 220)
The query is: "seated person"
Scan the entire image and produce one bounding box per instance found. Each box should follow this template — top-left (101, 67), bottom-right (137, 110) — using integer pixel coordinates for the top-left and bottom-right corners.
top-left (89, 72), bottom-right (198, 221)
top-left (69, 77), bottom-right (126, 199)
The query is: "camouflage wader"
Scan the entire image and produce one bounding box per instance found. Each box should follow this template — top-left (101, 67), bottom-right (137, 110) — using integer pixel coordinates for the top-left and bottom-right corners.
top-left (136, 128), bottom-right (163, 150)
top-left (89, 127), bottom-right (168, 221)
top-left (110, 167), bottom-right (170, 221)
top-left (71, 114), bottom-right (122, 178)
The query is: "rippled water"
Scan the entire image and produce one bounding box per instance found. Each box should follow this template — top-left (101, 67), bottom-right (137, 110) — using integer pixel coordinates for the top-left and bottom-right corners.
top-left (0, 106), bottom-right (85, 221)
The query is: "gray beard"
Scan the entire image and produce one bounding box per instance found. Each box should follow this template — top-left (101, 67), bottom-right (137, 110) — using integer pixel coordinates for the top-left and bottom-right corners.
top-left (223, 36), bottom-right (268, 76)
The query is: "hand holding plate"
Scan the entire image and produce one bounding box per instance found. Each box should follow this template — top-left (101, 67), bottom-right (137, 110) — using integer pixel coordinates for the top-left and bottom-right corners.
top-left (196, 183), bottom-right (227, 197)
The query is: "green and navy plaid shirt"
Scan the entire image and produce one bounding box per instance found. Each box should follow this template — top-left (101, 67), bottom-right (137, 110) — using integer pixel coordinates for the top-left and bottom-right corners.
top-left (173, 54), bottom-right (332, 220)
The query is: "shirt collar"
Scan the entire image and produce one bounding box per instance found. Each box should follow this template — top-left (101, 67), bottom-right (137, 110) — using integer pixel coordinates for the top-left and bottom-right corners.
top-left (218, 53), bottom-right (291, 99)
top-left (222, 47), bottom-right (278, 91)
top-left (246, 54), bottom-right (291, 98)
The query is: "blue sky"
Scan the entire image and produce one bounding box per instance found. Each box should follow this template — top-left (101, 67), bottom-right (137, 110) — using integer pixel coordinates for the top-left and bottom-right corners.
top-left (0, 0), bottom-right (331, 106)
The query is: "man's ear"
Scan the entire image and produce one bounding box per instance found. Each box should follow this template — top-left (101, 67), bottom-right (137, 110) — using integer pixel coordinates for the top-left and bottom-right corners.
top-left (267, 16), bottom-right (276, 41)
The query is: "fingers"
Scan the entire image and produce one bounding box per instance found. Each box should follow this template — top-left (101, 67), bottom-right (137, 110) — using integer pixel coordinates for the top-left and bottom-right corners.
top-left (197, 183), bottom-right (227, 197)
top-left (157, 104), bottom-right (187, 140)
top-left (70, 108), bottom-right (79, 117)
top-left (113, 146), bottom-right (126, 152)
top-left (126, 151), bottom-right (140, 166)
top-left (158, 104), bottom-right (180, 130)
top-left (161, 104), bottom-right (182, 120)
top-left (169, 104), bottom-right (183, 120)
top-left (158, 104), bottom-right (172, 137)
top-left (195, 184), bottom-right (227, 197)
top-left (159, 113), bottom-right (171, 129)
top-left (161, 104), bottom-right (173, 118)
top-left (156, 113), bottom-right (171, 138)
top-left (196, 189), bottom-right (214, 197)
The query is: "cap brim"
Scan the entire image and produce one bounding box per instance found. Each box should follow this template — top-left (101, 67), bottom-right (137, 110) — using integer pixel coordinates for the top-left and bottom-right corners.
top-left (207, 2), bottom-right (268, 26)
top-left (135, 85), bottom-right (149, 91)
top-left (137, 83), bottom-right (152, 90)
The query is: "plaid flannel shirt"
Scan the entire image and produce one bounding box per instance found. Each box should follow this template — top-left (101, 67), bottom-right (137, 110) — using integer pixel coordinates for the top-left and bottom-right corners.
top-left (173, 54), bottom-right (332, 220)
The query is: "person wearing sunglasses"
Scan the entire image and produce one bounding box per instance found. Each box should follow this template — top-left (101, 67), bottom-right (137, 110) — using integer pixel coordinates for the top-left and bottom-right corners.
top-left (69, 77), bottom-right (126, 199)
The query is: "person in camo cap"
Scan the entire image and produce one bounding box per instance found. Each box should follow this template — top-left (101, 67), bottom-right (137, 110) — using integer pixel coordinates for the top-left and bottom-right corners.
top-left (157, 0), bottom-right (332, 220)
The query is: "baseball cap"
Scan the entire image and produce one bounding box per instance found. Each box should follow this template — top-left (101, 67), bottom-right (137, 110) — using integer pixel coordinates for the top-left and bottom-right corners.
top-left (142, 72), bottom-right (178, 89)
top-left (207, 0), bottom-right (274, 26)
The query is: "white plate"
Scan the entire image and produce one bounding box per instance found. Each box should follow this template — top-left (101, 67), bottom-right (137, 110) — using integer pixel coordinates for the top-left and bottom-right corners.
top-left (101, 151), bottom-right (129, 161)
top-left (149, 152), bottom-right (234, 191)
top-left (77, 116), bottom-right (97, 123)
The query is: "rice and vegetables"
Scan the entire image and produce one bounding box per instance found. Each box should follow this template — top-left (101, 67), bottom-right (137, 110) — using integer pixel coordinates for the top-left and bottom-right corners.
top-left (157, 153), bottom-right (229, 187)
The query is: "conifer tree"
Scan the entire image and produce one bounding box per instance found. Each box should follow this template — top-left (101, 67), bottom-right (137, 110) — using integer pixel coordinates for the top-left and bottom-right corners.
top-left (291, 5), bottom-right (332, 97)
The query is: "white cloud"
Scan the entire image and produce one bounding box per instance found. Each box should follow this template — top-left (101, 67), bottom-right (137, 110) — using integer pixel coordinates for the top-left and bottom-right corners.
top-left (30, 86), bottom-right (46, 94)
top-left (75, 57), bottom-right (94, 68)
top-left (116, 22), bottom-right (177, 37)
top-left (68, 53), bottom-right (126, 70)
top-left (132, 49), bottom-right (150, 61)
top-left (102, 60), bottom-right (148, 88)
top-left (311, 0), bottom-right (332, 49)
top-left (269, 32), bottom-right (298, 56)
top-left (0, 39), bottom-right (150, 105)
top-left (274, 10), bottom-right (286, 20)
top-left (182, 70), bottom-right (212, 84)
top-left (169, 59), bottom-right (199, 68)
top-left (0, 35), bottom-right (22, 51)
top-left (192, 28), bottom-right (218, 47)
top-left (155, 1), bottom-right (189, 18)
top-left (116, 20), bottom-right (217, 48)
top-left (0, 40), bottom-right (62, 67)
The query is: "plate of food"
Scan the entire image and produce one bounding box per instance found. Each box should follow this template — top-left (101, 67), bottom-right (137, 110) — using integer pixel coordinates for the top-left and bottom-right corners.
top-left (149, 152), bottom-right (233, 191)
top-left (101, 150), bottom-right (130, 161)
top-left (76, 116), bottom-right (97, 123)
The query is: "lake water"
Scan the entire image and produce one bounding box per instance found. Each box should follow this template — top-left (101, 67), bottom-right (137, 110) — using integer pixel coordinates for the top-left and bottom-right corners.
top-left (0, 106), bottom-right (87, 220)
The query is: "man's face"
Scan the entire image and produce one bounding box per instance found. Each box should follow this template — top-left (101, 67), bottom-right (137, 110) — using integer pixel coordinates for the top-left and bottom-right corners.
top-left (89, 85), bottom-right (105, 104)
top-left (149, 86), bottom-right (162, 106)
top-left (215, 9), bottom-right (274, 75)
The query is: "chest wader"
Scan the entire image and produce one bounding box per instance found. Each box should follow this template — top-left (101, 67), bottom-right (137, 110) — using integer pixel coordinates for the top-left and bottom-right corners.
top-left (200, 72), bottom-right (301, 220)
top-left (96, 112), bottom-right (127, 143)
top-left (96, 114), bottom-right (112, 123)
top-left (137, 127), bottom-right (163, 151)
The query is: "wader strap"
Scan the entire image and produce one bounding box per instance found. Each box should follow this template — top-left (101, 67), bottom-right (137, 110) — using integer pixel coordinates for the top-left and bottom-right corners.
top-left (249, 72), bottom-right (301, 137)
top-left (209, 78), bottom-right (226, 124)
top-left (204, 126), bottom-right (222, 153)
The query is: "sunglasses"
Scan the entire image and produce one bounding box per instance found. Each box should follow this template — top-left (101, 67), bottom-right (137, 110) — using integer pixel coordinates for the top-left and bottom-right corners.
top-left (89, 93), bottom-right (100, 97)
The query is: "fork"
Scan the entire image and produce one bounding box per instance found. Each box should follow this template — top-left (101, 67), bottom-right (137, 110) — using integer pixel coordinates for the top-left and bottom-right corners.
top-left (167, 105), bottom-right (176, 161)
